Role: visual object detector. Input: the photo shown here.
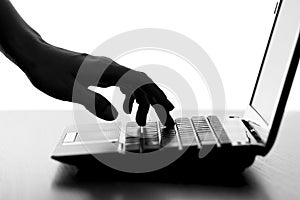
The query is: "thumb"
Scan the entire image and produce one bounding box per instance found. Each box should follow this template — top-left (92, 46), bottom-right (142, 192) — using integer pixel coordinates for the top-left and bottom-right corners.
top-left (73, 82), bottom-right (118, 121)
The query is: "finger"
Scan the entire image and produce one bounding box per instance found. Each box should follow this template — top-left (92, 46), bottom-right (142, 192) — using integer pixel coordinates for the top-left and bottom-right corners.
top-left (135, 89), bottom-right (150, 126)
top-left (151, 102), bottom-right (175, 128)
top-left (73, 82), bottom-right (118, 121)
top-left (143, 83), bottom-right (174, 111)
top-left (123, 93), bottom-right (135, 114)
top-left (140, 86), bottom-right (175, 127)
top-left (163, 112), bottom-right (175, 128)
top-left (93, 91), bottom-right (118, 121)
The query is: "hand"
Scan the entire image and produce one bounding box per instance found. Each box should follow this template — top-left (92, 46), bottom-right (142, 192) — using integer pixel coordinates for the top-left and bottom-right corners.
top-left (0, 0), bottom-right (175, 126)
top-left (0, 0), bottom-right (174, 126)
top-left (25, 42), bottom-right (175, 127)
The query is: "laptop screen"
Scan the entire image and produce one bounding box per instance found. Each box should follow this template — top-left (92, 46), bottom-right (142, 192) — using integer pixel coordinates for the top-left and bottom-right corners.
top-left (250, 0), bottom-right (283, 125)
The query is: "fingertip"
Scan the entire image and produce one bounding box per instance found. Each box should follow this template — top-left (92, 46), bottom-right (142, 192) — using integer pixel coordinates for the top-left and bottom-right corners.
top-left (168, 103), bottom-right (175, 111)
top-left (152, 104), bottom-right (174, 127)
top-left (123, 94), bottom-right (134, 114)
top-left (136, 118), bottom-right (146, 127)
top-left (164, 99), bottom-right (175, 111)
top-left (123, 96), bottom-right (129, 114)
top-left (123, 104), bottom-right (130, 114)
top-left (164, 113), bottom-right (175, 128)
top-left (136, 107), bottom-right (148, 126)
top-left (123, 102), bottom-right (133, 114)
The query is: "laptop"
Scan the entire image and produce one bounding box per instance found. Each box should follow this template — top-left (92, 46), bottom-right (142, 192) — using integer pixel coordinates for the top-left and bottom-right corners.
top-left (52, 0), bottom-right (300, 173)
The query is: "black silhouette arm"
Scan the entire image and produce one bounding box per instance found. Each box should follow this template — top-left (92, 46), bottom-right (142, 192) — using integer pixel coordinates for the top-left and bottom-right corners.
top-left (0, 0), bottom-right (175, 126)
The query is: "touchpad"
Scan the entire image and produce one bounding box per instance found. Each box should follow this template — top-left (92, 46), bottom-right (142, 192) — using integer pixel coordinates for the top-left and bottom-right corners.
top-left (62, 123), bottom-right (121, 144)
top-left (76, 131), bottom-right (119, 143)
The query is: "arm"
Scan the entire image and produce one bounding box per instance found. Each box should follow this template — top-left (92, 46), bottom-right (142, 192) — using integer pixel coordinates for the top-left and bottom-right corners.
top-left (0, 0), bottom-right (174, 126)
top-left (0, 0), bottom-right (44, 70)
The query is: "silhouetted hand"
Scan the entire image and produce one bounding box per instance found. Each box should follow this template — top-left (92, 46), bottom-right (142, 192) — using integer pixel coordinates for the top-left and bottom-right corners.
top-left (0, 0), bottom-right (175, 126)
top-left (80, 55), bottom-right (175, 127)
top-left (28, 45), bottom-right (175, 126)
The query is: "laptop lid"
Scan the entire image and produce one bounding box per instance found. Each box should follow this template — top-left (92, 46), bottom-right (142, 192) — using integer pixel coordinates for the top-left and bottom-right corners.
top-left (243, 0), bottom-right (300, 156)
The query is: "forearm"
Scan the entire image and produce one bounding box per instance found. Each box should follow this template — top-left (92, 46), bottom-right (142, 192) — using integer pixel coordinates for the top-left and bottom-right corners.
top-left (0, 0), bottom-right (129, 87)
top-left (0, 0), bottom-right (43, 70)
top-left (0, 1), bottom-right (174, 125)
top-left (0, 0), bottom-right (86, 75)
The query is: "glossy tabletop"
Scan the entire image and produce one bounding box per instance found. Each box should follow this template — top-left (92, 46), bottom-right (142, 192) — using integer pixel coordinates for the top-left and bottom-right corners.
top-left (0, 110), bottom-right (299, 200)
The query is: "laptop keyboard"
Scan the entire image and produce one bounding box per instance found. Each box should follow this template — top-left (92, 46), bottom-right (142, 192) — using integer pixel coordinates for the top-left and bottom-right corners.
top-left (123, 115), bottom-right (231, 152)
top-left (63, 115), bottom-right (235, 152)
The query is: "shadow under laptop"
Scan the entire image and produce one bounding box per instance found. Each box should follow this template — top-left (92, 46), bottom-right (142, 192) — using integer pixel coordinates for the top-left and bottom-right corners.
top-left (52, 163), bottom-right (271, 200)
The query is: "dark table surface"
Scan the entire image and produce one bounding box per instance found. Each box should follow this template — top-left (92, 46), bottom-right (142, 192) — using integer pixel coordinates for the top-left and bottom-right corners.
top-left (0, 110), bottom-right (299, 200)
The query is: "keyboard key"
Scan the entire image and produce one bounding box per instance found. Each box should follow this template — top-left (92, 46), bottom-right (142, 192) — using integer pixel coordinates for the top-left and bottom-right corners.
top-left (207, 116), bottom-right (231, 145)
top-left (142, 122), bottom-right (160, 151)
top-left (160, 123), bottom-right (179, 148)
top-left (125, 122), bottom-right (141, 152)
top-left (175, 118), bottom-right (197, 147)
top-left (191, 116), bottom-right (218, 146)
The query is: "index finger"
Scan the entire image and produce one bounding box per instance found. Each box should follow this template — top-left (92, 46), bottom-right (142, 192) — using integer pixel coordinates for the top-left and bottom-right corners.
top-left (142, 83), bottom-right (175, 111)
top-left (151, 103), bottom-right (175, 128)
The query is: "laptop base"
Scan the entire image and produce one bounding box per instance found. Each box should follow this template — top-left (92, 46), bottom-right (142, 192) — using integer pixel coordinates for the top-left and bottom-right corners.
top-left (52, 144), bottom-right (258, 174)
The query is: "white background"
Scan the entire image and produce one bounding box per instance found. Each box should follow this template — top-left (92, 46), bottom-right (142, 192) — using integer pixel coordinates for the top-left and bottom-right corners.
top-left (0, 0), bottom-right (299, 112)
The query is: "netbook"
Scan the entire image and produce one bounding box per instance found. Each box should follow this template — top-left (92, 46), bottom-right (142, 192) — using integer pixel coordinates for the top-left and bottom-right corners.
top-left (52, 0), bottom-right (300, 173)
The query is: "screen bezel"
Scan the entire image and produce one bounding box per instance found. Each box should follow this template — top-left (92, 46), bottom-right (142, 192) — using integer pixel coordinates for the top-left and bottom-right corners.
top-left (249, 0), bottom-right (283, 126)
top-left (243, 0), bottom-right (300, 155)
